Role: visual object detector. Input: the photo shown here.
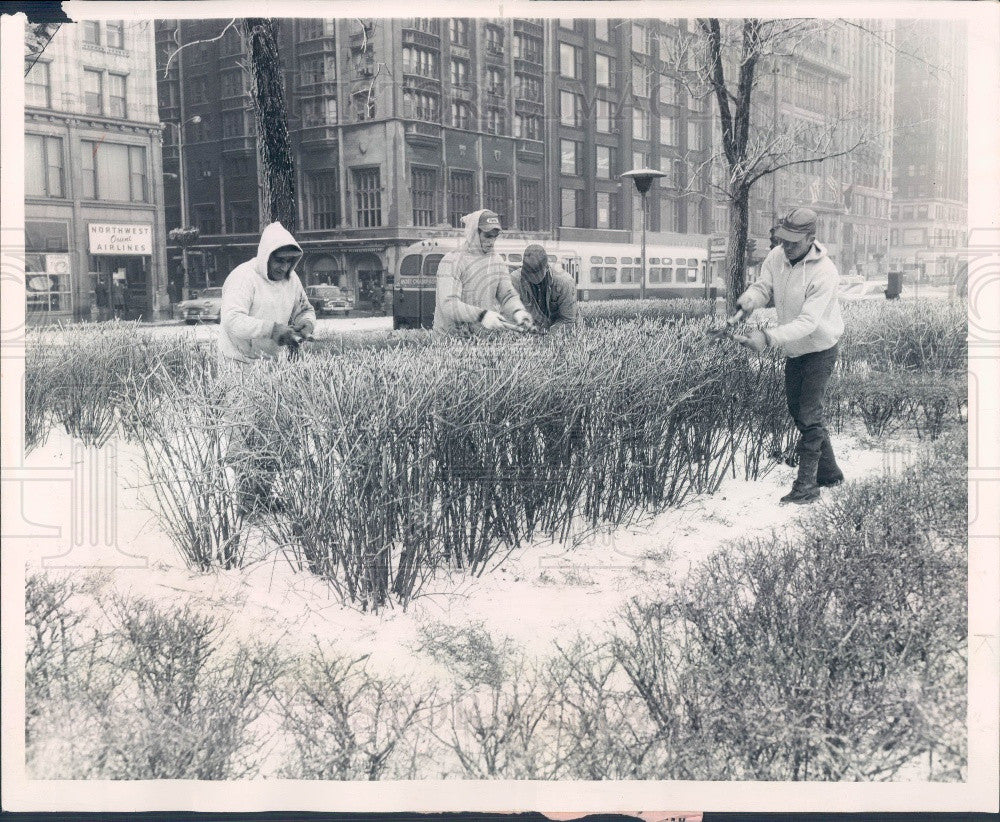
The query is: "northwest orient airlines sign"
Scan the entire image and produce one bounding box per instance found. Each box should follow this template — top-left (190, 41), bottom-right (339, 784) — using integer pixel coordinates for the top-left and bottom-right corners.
top-left (88, 223), bottom-right (153, 255)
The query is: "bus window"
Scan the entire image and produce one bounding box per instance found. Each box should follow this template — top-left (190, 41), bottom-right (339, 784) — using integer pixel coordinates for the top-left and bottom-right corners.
top-left (509, 253), bottom-right (522, 263)
top-left (687, 268), bottom-right (698, 282)
top-left (400, 255), bottom-right (422, 277)
top-left (591, 267), bottom-right (603, 284)
top-left (605, 267), bottom-right (617, 283)
top-left (547, 255), bottom-right (557, 264)
top-left (649, 268), bottom-right (660, 283)
top-left (590, 256), bottom-right (603, 264)
top-left (662, 257), bottom-right (672, 265)
top-left (423, 254), bottom-right (444, 276)
top-left (604, 257), bottom-right (617, 264)
top-left (621, 256), bottom-right (633, 265)
top-left (662, 267), bottom-right (674, 282)
top-left (687, 258), bottom-right (698, 267)
top-left (649, 257), bottom-right (660, 265)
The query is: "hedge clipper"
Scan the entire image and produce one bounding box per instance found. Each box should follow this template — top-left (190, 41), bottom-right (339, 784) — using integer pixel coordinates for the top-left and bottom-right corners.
top-left (705, 308), bottom-right (747, 341)
top-left (498, 317), bottom-right (546, 335)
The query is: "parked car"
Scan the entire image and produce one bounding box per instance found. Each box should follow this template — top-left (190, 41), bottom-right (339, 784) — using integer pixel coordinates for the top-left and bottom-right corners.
top-left (306, 284), bottom-right (353, 317)
top-left (839, 281), bottom-right (889, 302)
top-left (177, 287), bottom-right (223, 324)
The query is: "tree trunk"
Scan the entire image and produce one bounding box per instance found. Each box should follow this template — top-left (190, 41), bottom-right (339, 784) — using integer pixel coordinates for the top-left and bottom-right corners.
top-left (725, 184), bottom-right (751, 311)
top-left (240, 19), bottom-right (296, 231)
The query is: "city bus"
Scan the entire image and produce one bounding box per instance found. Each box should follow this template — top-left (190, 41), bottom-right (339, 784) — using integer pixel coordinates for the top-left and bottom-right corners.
top-left (392, 237), bottom-right (717, 329)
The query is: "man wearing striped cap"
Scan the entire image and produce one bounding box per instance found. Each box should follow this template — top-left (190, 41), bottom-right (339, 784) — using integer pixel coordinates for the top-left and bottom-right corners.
top-left (432, 209), bottom-right (533, 335)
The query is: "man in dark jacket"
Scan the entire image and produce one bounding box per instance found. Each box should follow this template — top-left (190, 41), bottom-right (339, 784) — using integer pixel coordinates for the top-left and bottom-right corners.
top-left (509, 244), bottom-right (579, 332)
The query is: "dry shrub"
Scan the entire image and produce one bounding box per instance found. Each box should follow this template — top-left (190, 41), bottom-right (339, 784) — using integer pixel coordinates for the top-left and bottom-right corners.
top-left (275, 646), bottom-right (434, 780)
top-left (614, 428), bottom-right (967, 781)
top-left (579, 298), bottom-right (714, 324)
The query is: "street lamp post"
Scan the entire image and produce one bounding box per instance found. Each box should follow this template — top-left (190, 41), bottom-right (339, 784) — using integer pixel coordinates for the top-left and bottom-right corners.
top-left (162, 115), bottom-right (201, 300)
top-left (621, 168), bottom-right (668, 301)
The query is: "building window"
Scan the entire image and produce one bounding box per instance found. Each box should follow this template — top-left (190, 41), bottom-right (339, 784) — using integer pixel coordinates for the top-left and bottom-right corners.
top-left (560, 43), bottom-right (581, 79)
top-left (451, 101), bottom-right (472, 130)
top-left (513, 33), bottom-right (541, 63)
top-left (518, 178), bottom-right (540, 231)
top-left (561, 139), bottom-right (581, 176)
top-left (402, 46), bottom-right (439, 78)
top-left (560, 90), bottom-right (580, 127)
top-left (228, 201), bottom-right (257, 234)
top-left (485, 25), bottom-right (504, 56)
top-left (81, 141), bottom-right (146, 202)
top-left (595, 53), bottom-right (611, 88)
top-left (485, 175), bottom-right (509, 225)
top-left (633, 107), bottom-right (649, 141)
top-left (221, 26), bottom-right (244, 55)
top-left (451, 58), bottom-right (468, 86)
top-left (108, 73), bottom-right (127, 118)
top-left (106, 20), bottom-right (125, 49)
top-left (514, 113), bottom-right (540, 140)
top-left (486, 66), bottom-right (505, 96)
top-left (485, 107), bottom-right (506, 135)
top-left (632, 63), bottom-right (649, 97)
top-left (596, 98), bottom-right (612, 133)
top-left (352, 91), bottom-right (376, 121)
top-left (302, 96), bottom-right (338, 126)
top-left (449, 19), bottom-right (470, 47)
top-left (222, 110), bottom-right (245, 137)
top-left (514, 73), bottom-right (541, 102)
top-left (406, 18), bottom-right (439, 35)
top-left (82, 21), bottom-right (101, 46)
top-left (687, 120), bottom-right (702, 151)
top-left (633, 150), bottom-right (648, 171)
top-left (301, 55), bottom-right (336, 86)
top-left (25, 221), bottom-right (71, 314)
top-left (193, 203), bottom-right (220, 235)
top-left (353, 167), bottom-right (382, 227)
top-left (660, 115), bottom-right (677, 145)
top-left (449, 170), bottom-right (474, 227)
top-left (84, 69), bottom-right (103, 115)
top-left (659, 79), bottom-right (677, 106)
top-left (411, 167), bottom-right (438, 227)
top-left (632, 23), bottom-right (649, 55)
top-left (221, 68), bottom-right (247, 98)
top-left (188, 76), bottom-right (207, 104)
top-left (560, 188), bottom-right (584, 228)
top-left (594, 19), bottom-right (609, 41)
top-left (597, 192), bottom-right (620, 229)
top-left (25, 134), bottom-right (64, 198)
top-left (307, 171), bottom-right (340, 229)
top-left (596, 145), bottom-right (615, 179)
top-left (25, 61), bottom-right (50, 108)
top-left (403, 90), bottom-right (439, 122)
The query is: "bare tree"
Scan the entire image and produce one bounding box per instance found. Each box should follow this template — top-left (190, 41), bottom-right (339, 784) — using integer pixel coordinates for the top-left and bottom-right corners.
top-left (653, 19), bottom-right (889, 308)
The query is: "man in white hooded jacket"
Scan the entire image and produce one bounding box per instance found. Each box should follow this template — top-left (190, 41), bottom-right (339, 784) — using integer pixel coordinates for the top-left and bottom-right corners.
top-left (219, 221), bottom-right (316, 363)
top-left (432, 209), bottom-right (533, 335)
top-left (733, 207), bottom-right (845, 505)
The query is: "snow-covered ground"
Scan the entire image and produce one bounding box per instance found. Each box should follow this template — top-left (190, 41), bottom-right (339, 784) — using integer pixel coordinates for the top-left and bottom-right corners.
top-left (21, 425), bottom-right (918, 684)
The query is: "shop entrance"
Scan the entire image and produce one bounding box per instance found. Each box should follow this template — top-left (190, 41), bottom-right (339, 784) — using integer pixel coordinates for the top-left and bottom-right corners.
top-left (90, 255), bottom-right (150, 320)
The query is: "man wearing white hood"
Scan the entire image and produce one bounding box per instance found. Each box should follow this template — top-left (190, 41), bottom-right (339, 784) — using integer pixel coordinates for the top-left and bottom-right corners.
top-left (219, 221), bottom-right (316, 363)
top-left (432, 209), bottom-right (533, 335)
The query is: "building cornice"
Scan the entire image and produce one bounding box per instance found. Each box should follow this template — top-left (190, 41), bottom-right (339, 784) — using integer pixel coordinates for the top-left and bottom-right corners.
top-left (25, 108), bottom-right (163, 137)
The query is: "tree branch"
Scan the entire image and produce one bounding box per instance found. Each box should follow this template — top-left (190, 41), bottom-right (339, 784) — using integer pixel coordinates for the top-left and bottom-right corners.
top-left (163, 19), bottom-right (238, 79)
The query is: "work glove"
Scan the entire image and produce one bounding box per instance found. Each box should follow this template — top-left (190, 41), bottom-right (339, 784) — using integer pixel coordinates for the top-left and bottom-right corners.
top-left (734, 329), bottom-right (768, 354)
top-left (479, 310), bottom-right (506, 331)
top-left (292, 318), bottom-right (315, 339)
top-left (735, 293), bottom-right (756, 315)
top-left (512, 309), bottom-right (535, 331)
top-left (271, 322), bottom-right (300, 347)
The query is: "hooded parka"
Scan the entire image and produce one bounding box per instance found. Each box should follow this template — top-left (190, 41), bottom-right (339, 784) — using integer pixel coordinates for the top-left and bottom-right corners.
top-left (432, 209), bottom-right (527, 335)
top-left (219, 222), bottom-right (316, 362)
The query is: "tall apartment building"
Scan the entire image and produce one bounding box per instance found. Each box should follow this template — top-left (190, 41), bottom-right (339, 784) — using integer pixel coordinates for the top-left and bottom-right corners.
top-left (24, 19), bottom-right (169, 323)
top-left (156, 17), bottom-right (715, 305)
top-left (889, 20), bottom-right (967, 283)
top-left (713, 20), bottom-right (894, 278)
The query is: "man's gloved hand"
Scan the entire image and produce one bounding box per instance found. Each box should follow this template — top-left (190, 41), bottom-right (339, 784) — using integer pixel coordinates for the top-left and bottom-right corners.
top-left (291, 318), bottom-right (315, 339)
top-left (271, 322), bottom-right (300, 347)
top-left (479, 310), bottom-right (506, 331)
top-left (513, 309), bottom-right (535, 330)
top-left (736, 293), bottom-right (756, 315)
top-left (734, 329), bottom-right (768, 353)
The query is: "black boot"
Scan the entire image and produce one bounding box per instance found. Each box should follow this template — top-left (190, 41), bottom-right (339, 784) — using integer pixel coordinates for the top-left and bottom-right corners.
top-left (816, 436), bottom-right (844, 488)
top-left (780, 452), bottom-right (821, 505)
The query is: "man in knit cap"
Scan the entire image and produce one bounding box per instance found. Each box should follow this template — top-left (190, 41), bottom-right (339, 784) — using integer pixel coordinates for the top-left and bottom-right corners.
top-left (510, 244), bottom-right (578, 332)
top-left (432, 209), bottom-right (534, 335)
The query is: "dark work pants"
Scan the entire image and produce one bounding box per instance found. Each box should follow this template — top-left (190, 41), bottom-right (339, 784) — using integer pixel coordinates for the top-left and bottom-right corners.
top-left (785, 344), bottom-right (839, 475)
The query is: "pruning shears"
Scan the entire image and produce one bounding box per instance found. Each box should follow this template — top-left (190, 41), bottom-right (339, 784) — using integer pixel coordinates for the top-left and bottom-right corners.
top-left (705, 308), bottom-right (747, 341)
top-left (498, 317), bottom-right (545, 336)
